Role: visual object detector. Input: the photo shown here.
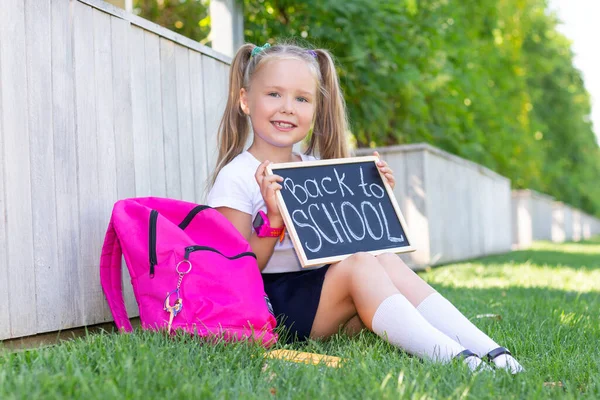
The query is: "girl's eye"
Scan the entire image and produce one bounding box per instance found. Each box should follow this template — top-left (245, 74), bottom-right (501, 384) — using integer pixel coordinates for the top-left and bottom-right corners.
top-left (296, 97), bottom-right (309, 103)
top-left (268, 92), bottom-right (280, 98)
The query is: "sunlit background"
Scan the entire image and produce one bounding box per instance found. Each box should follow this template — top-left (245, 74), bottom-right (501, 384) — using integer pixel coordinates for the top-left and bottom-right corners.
top-left (118, 0), bottom-right (600, 217)
top-left (550, 0), bottom-right (600, 144)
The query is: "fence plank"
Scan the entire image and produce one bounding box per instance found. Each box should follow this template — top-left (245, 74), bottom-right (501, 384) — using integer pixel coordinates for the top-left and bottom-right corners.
top-left (73, 0), bottom-right (100, 325)
top-left (51, 0), bottom-right (82, 330)
top-left (129, 26), bottom-right (150, 197)
top-left (0, 140), bottom-right (8, 337)
top-left (0, 0), bottom-right (37, 338)
top-left (202, 57), bottom-right (228, 175)
top-left (144, 31), bottom-right (167, 197)
top-left (93, 8), bottom-right (119, 322)
top-left (160, 38), bottom-right (181, 199)
top-left (189, 51), bottom-right (208, 202)
top-left (110, 15), bottom-right (138, 317)
top-left (26, 0), bottom-right (61, 334)
top-left (175, 46), bottom-right (196, 203)
top-left (0, 20), bottom-right (10, 339)
top-left (111, 17), bottom-right (135, 201)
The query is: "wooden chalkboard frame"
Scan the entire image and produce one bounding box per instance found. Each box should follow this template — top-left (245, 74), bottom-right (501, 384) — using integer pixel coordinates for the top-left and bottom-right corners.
top-left (267, 156), bottom-right (415, 267)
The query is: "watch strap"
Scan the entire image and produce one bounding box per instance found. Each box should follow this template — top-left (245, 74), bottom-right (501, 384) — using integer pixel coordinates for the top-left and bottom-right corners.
top-left (255, 210), bottom-right (285, 238)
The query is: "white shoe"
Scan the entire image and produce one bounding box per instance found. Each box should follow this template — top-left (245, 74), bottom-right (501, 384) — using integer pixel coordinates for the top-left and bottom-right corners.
top-left (486, 347), bottom-right (524, 374)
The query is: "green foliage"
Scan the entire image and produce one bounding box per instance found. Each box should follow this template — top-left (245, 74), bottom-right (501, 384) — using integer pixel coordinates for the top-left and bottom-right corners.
top-left (134, 0), bottom-right (600, 216)
top-left (520, 5), bottom-right (600, 212)
top-left (242, 0), bottom-right (600, 215)
top-left (133, 0), bottom-right (211, 46)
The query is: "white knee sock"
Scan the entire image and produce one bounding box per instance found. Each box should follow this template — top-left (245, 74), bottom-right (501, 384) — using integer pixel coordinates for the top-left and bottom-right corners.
top-left (416, 292), bottom-right (524, 373)
top-left (371, 294), bottom-right (485, 371)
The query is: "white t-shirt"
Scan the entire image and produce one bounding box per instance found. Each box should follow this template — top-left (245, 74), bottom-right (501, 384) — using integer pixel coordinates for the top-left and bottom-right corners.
top-left (207, 151), bottom-right (320, 273)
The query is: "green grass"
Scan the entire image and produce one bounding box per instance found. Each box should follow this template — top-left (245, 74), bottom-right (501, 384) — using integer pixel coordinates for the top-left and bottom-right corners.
top-left (2, 238), bottom-right (600, 399)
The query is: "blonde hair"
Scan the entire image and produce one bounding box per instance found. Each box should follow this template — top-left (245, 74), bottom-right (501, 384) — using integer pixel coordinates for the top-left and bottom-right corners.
top-left (210, 42), bottom-right (350, 187)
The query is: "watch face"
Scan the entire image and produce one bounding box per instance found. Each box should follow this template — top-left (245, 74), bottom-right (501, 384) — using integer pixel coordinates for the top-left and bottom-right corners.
top-left (253, 212), bottom-right (264, 229)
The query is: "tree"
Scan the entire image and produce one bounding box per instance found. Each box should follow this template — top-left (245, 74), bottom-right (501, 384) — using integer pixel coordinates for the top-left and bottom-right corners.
top-left (133, 0), bottom-right (211, 45)
top-left (135, 0), bottom-right (600, 216)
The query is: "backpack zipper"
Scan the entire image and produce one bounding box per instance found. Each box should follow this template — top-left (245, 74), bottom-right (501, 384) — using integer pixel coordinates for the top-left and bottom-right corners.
top-left (149, 210), bottom-right (158, 278)
top-left (184, 246), bottom-right (256, 261)
top-left (178, 205), bottom-right (211, 230)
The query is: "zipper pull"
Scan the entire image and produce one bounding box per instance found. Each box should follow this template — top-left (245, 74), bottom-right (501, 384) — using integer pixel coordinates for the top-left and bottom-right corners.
top-left (149, 262), bottom-right (155, 278)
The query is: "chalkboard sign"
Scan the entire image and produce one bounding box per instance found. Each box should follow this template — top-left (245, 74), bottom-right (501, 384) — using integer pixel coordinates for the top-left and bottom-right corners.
top-left (267, 156), bottom-right (414, 267)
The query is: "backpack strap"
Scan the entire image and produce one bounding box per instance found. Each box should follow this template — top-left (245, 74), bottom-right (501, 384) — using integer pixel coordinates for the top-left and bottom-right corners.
top-left (100, 220), bottom-right (133, 332)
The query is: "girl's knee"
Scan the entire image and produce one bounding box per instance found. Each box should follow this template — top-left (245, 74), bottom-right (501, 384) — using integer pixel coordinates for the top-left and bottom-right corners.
top-left (348, 251), bottom-right (378, 267)
top-left (347, 252), bottom-right (382, 275)
top-left (346, 252), bottom-right (387, 282)
top-left (376, 252), bottom-right (399, 264)
top-left (328, 252), bottom-right (383, 284)
top-left (377, 252), bottom-right (412, 269)
top-left (329, 252), bottom-right (376, 273)
top-left (377, 253), bottom-right (412, 272)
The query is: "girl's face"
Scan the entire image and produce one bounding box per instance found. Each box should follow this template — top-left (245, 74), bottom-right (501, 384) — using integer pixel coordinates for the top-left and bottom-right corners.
top-left (240, 58), bottom-right (317, 151)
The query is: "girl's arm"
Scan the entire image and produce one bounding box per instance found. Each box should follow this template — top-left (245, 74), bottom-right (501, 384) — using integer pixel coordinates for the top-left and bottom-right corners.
top-left (216, 206), bottom-right (282, 271)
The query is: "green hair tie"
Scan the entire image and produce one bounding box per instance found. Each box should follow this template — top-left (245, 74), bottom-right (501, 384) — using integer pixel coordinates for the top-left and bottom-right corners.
top-left (251, 43), bottom-right (271, 58)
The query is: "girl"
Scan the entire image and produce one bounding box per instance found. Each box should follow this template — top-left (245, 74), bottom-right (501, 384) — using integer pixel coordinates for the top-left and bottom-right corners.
top-left (207, 42), bottom-right (523, 373)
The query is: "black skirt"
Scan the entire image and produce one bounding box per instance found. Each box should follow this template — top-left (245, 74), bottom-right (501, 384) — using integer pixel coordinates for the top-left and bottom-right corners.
top-left (262, 265), bottom-right (330, 343)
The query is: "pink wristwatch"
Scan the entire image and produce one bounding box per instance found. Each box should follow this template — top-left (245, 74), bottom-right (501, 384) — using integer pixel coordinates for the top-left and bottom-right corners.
top-left (253, 210), bottom-right (285, 238)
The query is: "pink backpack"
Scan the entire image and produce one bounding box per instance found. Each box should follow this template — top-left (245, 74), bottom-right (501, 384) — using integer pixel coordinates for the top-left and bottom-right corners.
top-left (100, 197), bottom-right (277, 346)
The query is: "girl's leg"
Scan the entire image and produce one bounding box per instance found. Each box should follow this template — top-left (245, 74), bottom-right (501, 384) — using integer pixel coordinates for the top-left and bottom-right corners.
top-left (309, 252), bottom-right (484, 369)
top-left (340, 314), bottom-right (365, 337)
top-left (375, 253), bottom-right (524, 373)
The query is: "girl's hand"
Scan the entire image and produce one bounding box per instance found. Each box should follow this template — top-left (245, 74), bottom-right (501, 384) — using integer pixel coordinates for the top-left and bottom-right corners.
top-left (374, 151), bottom-right (395, 190)
top-left (255, 160), bottom-right (284, 222)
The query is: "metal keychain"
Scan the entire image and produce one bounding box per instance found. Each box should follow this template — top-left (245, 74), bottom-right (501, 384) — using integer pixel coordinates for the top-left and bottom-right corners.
top-left (164, 260), bottom-right (192, 334)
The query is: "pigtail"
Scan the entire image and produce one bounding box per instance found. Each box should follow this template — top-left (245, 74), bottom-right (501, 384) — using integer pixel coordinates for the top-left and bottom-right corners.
top-left (210, 44), bottom-right (255, 188)
top-left (306, 49), bottom-right (350, 160)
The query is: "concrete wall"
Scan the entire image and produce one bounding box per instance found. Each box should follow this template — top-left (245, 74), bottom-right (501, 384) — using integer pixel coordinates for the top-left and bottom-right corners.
top-left (552, 202), bottom-right (570, 243)
top-left (581, 211), bottom-right (600, 240)
top-left (356, 144), bottom-right (513, 268)
top-left (0, 0), bottom-right (230, 341)
top-left (513, 190), bottom-right (553, 247)
top-left (531, 191), bottom-right (554, 241)
top-left (514, 191), bottom-right (600, 247)
top-left (512, 191), bottom-right (533, 248)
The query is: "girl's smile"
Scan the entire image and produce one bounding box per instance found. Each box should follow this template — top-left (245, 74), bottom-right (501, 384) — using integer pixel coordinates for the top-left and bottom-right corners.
top-left (271, 120), bottom-right (297, 131)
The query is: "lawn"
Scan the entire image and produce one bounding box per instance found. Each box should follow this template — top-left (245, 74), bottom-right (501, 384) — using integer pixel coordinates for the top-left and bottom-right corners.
top-left (1, 238), bottom-right (599, 399)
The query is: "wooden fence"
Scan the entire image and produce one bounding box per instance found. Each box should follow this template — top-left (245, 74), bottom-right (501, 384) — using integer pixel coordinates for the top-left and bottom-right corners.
top-left (0, 0), bottom-right (230, 340)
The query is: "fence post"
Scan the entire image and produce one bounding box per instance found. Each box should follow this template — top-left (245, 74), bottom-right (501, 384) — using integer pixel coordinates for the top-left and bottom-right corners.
top-left (210, 0), bottom-right (244, 57)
